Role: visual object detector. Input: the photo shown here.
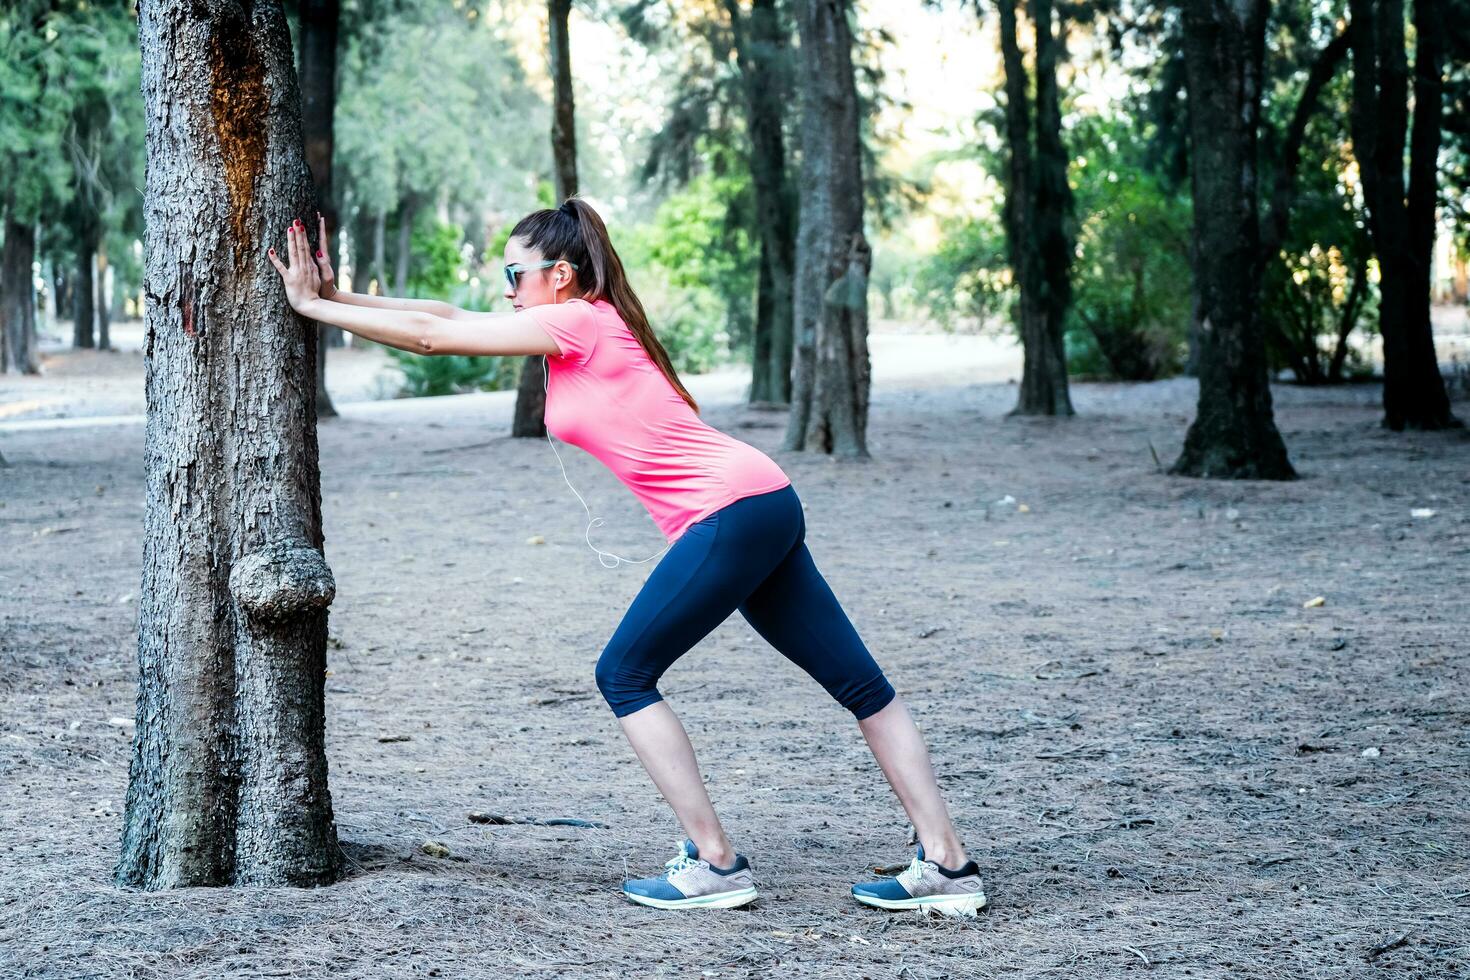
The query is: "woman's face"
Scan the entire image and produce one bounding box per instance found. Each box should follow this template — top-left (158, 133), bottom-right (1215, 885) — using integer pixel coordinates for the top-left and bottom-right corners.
top-left (503, 236), bottom-right (578, 311)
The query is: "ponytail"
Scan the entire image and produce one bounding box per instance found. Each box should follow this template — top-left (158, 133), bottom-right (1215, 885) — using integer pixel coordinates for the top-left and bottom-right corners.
top-left (510, 198), bottom-right (701, 415)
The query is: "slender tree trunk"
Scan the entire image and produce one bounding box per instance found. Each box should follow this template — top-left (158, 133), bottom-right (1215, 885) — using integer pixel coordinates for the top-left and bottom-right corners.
top-left (2, 215), bottom-right (40, 374)
top-left (1170, 0), bottom-right (1294, 479)
top-left (394, 196), bottom-right (416, 297)
top-left (783, 0), bottom-right (870, 457)
top-left (548, 0), bottom-right (577, 201)
top-left (299, 0), bottom-right (340, 416)
top-left (726, 0), bottom-right (797, 407)
top-left (1349, 0), bottom-right (1458, 429)
top-left (117, 0), bottom-right (341, 890)
top-left (74, 243), bottom-right (96, 349)
top-left (96, 247), bottom-right (112, 351)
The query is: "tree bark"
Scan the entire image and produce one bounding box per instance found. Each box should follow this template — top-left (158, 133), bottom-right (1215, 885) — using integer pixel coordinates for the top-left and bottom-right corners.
top-left (117, 0), bottom-right (342, 890)
top-left (74, 243), bottom-right (96, 349)
top-left (394, 196), bottom-right (416, 297)
top-left (299, 0), bottom-right (340, 417)
top-left (783, 0), bottom-right (870, 457)
top-left (1170, 0), bottom-right (1295, 479)
top-left (726, 0), bottom-right (797, 407)
top-left (514, 0), bottom-right (577, 439)
top-left (2, 215), bottom-right (40, 374)
top-left (996, 0), bottom-right (1075, 416)
top-left (1348, 0), bottom-right (1458, 429)
top-left (96, 247), bottom-right (112, 351)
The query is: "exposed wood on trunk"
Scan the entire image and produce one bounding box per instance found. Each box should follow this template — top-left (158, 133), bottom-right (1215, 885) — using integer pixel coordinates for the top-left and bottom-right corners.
top-left (117, 0), bottom-right (342, 890)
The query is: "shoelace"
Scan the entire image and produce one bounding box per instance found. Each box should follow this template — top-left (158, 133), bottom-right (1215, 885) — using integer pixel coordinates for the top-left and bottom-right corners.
top-left (898, 856), bottom-right (933, 889)
top-left (664, 851), bottom-right (705, 877)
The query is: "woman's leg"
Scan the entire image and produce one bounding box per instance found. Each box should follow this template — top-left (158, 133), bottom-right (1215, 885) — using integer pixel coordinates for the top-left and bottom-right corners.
top-left (616, 702), bottom-right (735, 869)
top-left (737, 532), bottom-right (970, 869)
top-left (594, 489), bottom-right (801, 869)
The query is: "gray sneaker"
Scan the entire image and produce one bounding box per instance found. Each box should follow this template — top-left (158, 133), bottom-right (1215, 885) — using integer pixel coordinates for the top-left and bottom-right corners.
top-left (622, 839), bottom-right (759, 910)
top-left (851, 844), bottom-right (987, 916)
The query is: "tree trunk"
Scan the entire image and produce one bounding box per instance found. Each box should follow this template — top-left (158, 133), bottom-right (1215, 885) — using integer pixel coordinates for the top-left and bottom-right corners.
top-left (783, 0), bottom-right (870, 457)
top-left (394, 196), bottom-right (416, 297)
top-left (726, 0), bottom-right (797, 407)
top-left (996, 0), bottom-right (1074, 416)
top-left (299, 0), bottom-right (340, 416)
top-left (1348, 0), bottom-right (1458, 429)
top-left (117, 0), bottom-right (341, 890)
top-left (96, 247), bottom-right (112, 351)
top-left (2, 215), bottom-right (40, 374)
top-left (1170, 0), bottom-right (1295, 479)
top-left (548, 0), bottom-right (577, 202)
top-left (514, 0), bottom-right (577, 439)
top-left (74, 243), bottom-right (96, 349)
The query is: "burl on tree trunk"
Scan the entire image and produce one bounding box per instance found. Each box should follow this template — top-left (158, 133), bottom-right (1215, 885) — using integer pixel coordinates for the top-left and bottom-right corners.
top-left (117, 0), bottom-right (342, 889)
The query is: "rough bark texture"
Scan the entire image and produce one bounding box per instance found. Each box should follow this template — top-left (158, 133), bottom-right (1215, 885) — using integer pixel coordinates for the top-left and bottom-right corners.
top-left (2, 215), bottom-right (40, 374)
top-left (783, 0), bottom-right (869, 457)
top-left (996, 0), bottom-right (1075, 416)
top-left (1348, 0), bottom-right (1459, 430)
top-left (300, 0), bottom-right (341, 417)
top-left (727, 0), bottom-right (797, 407)
top-left (1170, 0), bottom-right (1295, 479)
top-left (116, 0), bottom-right (342, 890)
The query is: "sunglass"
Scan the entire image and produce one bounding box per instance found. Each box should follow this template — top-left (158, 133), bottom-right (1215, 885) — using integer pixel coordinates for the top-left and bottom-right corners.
top-left (504, 259), bottom-right (579, 293)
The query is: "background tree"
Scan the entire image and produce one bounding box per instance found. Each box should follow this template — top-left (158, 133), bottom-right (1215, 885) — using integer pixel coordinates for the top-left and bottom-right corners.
top-left (993, 0), bottom-right (1077, 416)
top-left (118, 0), bottom-right (340, 889)
top-left (1170, 0), bottom-right (1294, 478)
top-left (298, 0), bottom-right (343, 417)
top-left (783, 0), bottom-right (871, 456)
top-left (511, 0), bottom-right (579, 439)
top-left (1348, 0), bottom-right (1461, 430)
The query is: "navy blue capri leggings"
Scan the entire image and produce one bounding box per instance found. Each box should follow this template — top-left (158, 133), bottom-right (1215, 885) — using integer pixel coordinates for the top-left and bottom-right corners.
top-left (594, 483), bottom-right (897, 720)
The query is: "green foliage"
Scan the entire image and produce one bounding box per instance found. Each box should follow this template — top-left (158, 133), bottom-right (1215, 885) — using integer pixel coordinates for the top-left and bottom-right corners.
top-left (406, 221), bottom-right (466, 298)
top-left (383, 347), bottom-right (522, 398)
top-left (1065, 114), bottom-right (1194, 380)
top-left (909, 209), bottom-right (1014, 328)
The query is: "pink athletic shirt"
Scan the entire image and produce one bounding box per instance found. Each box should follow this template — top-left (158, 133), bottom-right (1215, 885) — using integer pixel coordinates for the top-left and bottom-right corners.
top-left (525, 296), bottom-right (792, 543)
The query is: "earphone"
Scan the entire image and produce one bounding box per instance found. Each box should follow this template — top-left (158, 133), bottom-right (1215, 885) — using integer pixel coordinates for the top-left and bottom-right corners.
top-left (538, 277), bottom-right (674, 569)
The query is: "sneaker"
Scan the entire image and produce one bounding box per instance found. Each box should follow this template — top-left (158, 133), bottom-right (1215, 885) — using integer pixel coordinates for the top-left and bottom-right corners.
top-left (622, 838), bottom-right (759, 910)
top-left (851, 844), bottom-right (987, 916)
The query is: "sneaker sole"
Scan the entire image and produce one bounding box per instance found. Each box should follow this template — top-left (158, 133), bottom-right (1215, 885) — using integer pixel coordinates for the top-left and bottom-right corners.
top-left (852, 891), bottom-right (988, 916)
top-left (623, 886), bottom-right (759, 910)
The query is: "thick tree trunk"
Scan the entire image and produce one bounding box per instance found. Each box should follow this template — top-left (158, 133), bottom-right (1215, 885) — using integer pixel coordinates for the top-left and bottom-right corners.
top-left (1171, 0), bottom-right (1294, 479)
top-left (2, 215), bottom-right (40, 374)
top-left (299, 0), bottom-right (340, 416)
top-left (783, 0), bottom-right (870, 457)
top-left (74, 244), bottom-right (96, 349)
top-left (1348, 0), bottom-right (1458, 429)
top-left (117, 0), bottom-right (341, 890)
top-left (996, 0), bottom-right (1074, 416)
top-left (727, 0), bottom-right (797, 407)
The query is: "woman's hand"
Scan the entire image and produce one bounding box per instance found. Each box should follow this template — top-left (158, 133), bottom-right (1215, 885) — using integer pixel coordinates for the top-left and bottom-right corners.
top-left (312, 211), bottom-right (338, 299)
top-left (267, 218), bottom-right (323, 313)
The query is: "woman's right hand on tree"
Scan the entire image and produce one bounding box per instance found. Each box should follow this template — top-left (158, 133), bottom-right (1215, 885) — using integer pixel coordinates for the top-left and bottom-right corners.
top-left (267, 219), bottom-right (324, 313)
top-left (313, 211), bottom-right (338, 298)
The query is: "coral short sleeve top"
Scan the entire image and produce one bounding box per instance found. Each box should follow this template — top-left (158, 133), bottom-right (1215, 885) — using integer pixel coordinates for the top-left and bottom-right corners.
top-left (524, 297), bottom-right (791, 543)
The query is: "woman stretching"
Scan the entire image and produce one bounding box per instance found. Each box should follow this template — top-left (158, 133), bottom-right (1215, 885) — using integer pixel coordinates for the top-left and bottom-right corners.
top-left (267, 199), bottom-right (985, 915)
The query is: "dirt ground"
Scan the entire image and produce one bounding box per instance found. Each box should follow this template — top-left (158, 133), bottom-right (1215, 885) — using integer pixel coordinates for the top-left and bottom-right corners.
top-left (1, 325), bottom-right (1468, 979)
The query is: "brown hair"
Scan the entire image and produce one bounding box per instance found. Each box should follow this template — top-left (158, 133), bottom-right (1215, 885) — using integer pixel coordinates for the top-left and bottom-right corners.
top-left (510, 197), bottom-right (700, 415)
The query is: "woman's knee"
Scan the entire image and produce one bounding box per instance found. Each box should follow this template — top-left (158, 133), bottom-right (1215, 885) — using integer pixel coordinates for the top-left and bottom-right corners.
top-left (594, 648), bottom-right (662, 717)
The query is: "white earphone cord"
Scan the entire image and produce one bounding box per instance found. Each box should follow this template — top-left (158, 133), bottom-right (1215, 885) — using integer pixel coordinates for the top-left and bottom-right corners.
top-left (542, 355), bottom-right (674, 569)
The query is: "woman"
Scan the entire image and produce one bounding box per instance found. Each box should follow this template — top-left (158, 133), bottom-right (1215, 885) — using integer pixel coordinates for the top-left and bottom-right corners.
top-left (267, 199), bottom-right (986, 915)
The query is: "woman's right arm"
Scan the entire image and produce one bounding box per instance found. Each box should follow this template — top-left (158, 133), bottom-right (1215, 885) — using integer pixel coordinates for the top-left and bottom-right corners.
top-left (308, 212), bottom-right (477, 320)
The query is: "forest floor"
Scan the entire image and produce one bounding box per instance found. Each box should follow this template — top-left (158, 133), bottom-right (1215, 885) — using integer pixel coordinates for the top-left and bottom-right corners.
top-left (1, 318), bottom-right (1469, 979)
